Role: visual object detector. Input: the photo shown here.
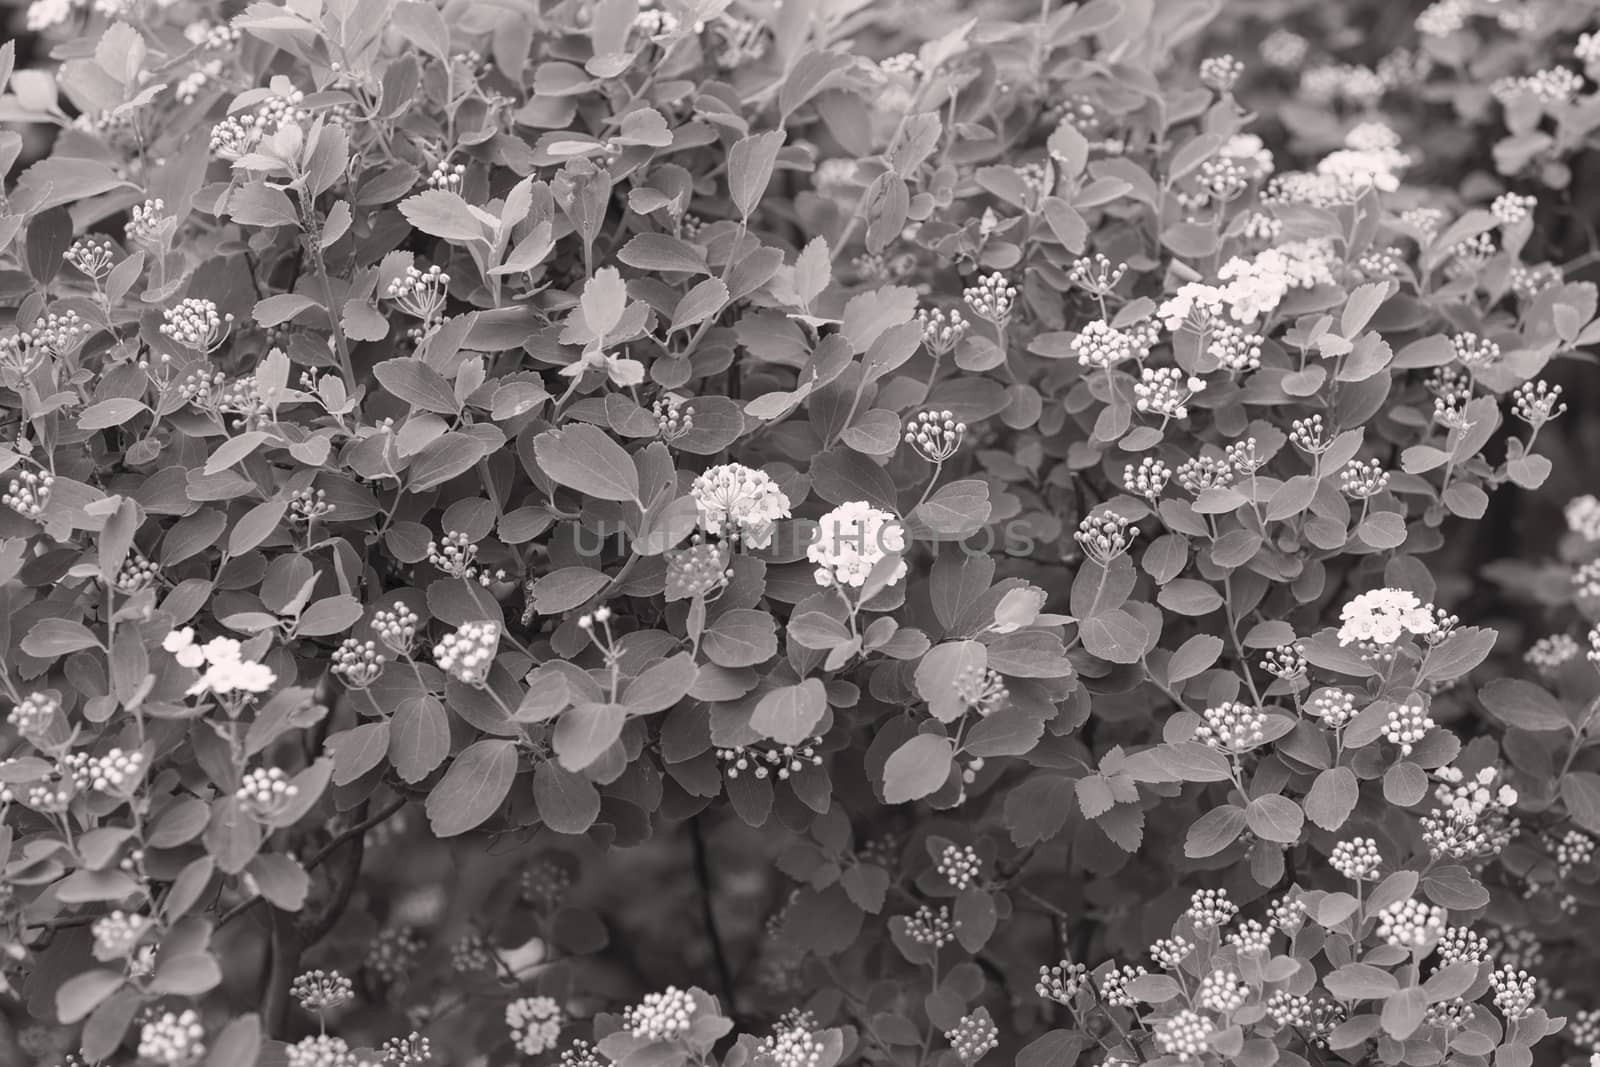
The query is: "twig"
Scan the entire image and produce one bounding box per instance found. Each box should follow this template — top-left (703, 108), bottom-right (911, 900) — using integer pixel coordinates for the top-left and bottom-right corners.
top-left (688, 814), bottom-right (738, 1017)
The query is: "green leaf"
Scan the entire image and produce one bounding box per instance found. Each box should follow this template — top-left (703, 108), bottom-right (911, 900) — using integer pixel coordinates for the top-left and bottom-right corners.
top-left (670, 278), bottom-right (729, 333)
top-left (752, 679), bottom-right (828, 745)
top-left (553, 702), bottom-right (627, 771)
top-left (1077, 610), bottom-right (1147, 664)
top-left (148, 953), bottom-right (222, 998)
top-left (618, 232), bottom-right (708, 274)
top-left (530, 567), bottom-right (610, 614)
top-left (704, 608), bottom-right (778, 667)
top-left (1167, 634), bottom-right (1223, 683)
top-left (399, 189), bottom-right (489, 243)
top-left (1304, 766), bottom-right (1358, 831)
top-left (325, 722), bottom-right (391, 786)
top-left (620, 653), bottom-right (698, 715)
top-left (425, 739), bottom-right (518, 837)
top-left (204, 1015), bottom-right (262, 1067)
top-left (1246, 794), bottom-right (1304, 843)
top-left (21, 618), bottom-right (101, 657)
top-left (533, 424), bottom-right (640, 503)
top-left (57, 969), bottom-right (124, 1024)
top-left (204, 797), bottom-right (262, 874)
top-left (1185, 805), bottom-right (1247, 858)
top-left (374, 358), bottom-right (461, 414)
top-left (579, 265), bottom-right (628, 340)
top-left (408, 431), bottom-right (492, 491)
top-left (533, 760), bottom-right (601, 834)
top-left (728, 129), bottom-right (786, 219)
top-left (78, 397), bottom-right (148, 430)
top-left (296, 595), bottom-right (363, 638)
top-left (390, 696), bottom-right (450, 783)
top-left (914, 640), bottom-right (986, 722)
top-left (1324, 963), bottom-right (1399, 1000)
top-left (1478, 678), bottom-right (1569, 732)
top-left (882, 733), bottom-right (953, 804)
top-left (203, 431), bottom-right (274, 476)
top-left (1562, 771), bottom-right (1600, 835)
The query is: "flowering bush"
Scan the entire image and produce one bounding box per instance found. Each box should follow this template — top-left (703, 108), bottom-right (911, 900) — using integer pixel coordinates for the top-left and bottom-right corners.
top-left (3, 0), bottom-right (1600, 1065)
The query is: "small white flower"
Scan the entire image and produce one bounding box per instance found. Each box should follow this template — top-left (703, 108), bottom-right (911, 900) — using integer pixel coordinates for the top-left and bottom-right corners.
top-left (1336, 588), bottom-right (1437, 646)
top-left (808, 501), bottom-right (907, 589)
top-left (508, 995), bottom-right (565, 1055)
top-left (163, 627), bottom-right (207, 669)
top-left (691, 463), bottom-right (791, 549)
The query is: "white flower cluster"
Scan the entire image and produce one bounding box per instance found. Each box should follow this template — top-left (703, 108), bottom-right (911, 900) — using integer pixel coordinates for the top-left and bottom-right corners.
top-left (715, 737), bottom-right (823, 780)
top-left (624, 987), bottom-right (696, 1041)
top-left (63, 748), bottom-right (145, 793)
top-left (1228, 919), bottom-right (1272, 956)
top-left (332, 638), bottom-right (385, 688)
top-left (1375, 897), bottom-right (1445, 949)
top-left (92, 910), bottom-right (151, 959)
top-left (1151, 935), bottom-right (1194, 968)
top-left (1124, 457), bottom-right (1171, 501)
top-left (1134, 366), bottom-right (1206, 419)
top-left (1330, 837), bottom-right (1382, 881)
top-left (1075, 511), bottom-right (1138, 564)
top-left (1099, 963), bottom-right (1148, 1007)
top-left (692, 463), bottom-right (792, 548)
top-left (1422, 764), bottom-right (1519, 860)
top-left (1156, 1009), bottom-right (1214, 1062)
top-left (808, 501), bottom-right (906, 589)
top-left (1265, 125), bottom-right (1410, 206)
top-left (1193, 702), bottom-right (1266, 753)
top-left (962, 273), bottom-right (1016, 322)
top-left (1384, 702), bottom-right (1435, 756)
top-left (1488, 965), bottom-right (1539, 1020)
top-left (1566, 495), bottom-right (1600, 542)
top-left (918, 307), bottom-right (969, 354)
top-left (945, 1012), bottom-right (998, 1063)
top-left (164, 629), bottom-right (277, 697)
top-left (285, 1035), bottom-right (374, 1067)
top-left (8, 691), bottom-right (60, 741)
top-left (937, 844), bottom-right (982, 890)
top-left (381, 1033), bottom-right (431, 1066)
top-left (1198, 968), bottom-right (1248, 1012)
top-left (1523, 633), bottom-right (1574, 675)
top-left (1308, 688), bottom-right (1356, 729)
top-left (386, 264), bottom-right (451, 325)
top-left (139, 1010), bottom-right (205, 1066)
top-left (904, 410), bottom-right (966, 463)
top-left (1036, 960), bottom-right (1088, 1004)
top-left (237, 766), bottom-right (298, 820)
top-left (433, 620), bottom-right (500, 684)
top-left (1492, 67), bottom-right (1584, 106)
top-left (905, 904), bottom-right (956, 947)
top-left (373, 603), bottom-right (420, 652)
top-left (1072, 320), bottom-right (1139, 369)
top-left (1336, 588), bottom-right (1437, 646)
top-left (291, 968), bottom-right (354, 1012)
top-left (1187, 887), bottom-right (1237, 927)
top-left (160, 298), bottom-right (234, 353)
top-left (508, 996), bottom-right (564, 1055)
top-left (1435, 925), bottom-right (1491, 966)
top-left (1206, 322), bottom-right (1262, 373)
top-left (756, 1014), bottom-right (826, 1067)
top-left (3, 468), bottom-right (54, 520)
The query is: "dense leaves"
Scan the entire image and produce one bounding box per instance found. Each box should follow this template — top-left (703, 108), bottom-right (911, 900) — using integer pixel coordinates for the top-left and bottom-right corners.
top-left (1, 0), bottom-right (1600, 1065)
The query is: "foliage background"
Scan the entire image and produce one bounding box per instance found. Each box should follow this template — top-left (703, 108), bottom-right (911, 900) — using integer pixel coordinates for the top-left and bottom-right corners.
top-left (1, 0), bottom-right (1600, 1065)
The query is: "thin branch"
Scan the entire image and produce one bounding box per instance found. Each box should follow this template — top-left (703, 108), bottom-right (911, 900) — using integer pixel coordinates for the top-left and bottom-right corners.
top-left (688, 814), bottom-right (738, 1018)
